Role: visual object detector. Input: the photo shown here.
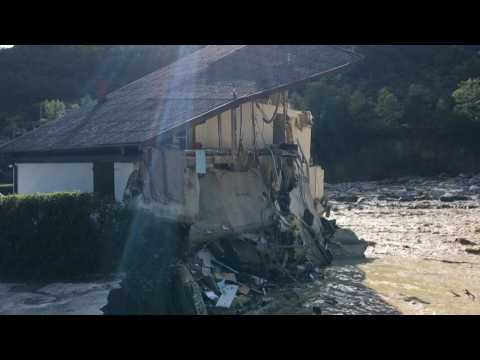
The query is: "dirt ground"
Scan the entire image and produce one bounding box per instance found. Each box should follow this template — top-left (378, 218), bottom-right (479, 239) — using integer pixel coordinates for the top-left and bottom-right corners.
top-left (0, 277), bottom-right (121, 315)
top-left (267, 174), bottom-right (480, 315)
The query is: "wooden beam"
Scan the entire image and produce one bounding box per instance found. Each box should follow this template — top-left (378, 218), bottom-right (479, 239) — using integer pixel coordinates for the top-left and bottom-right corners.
top-left (217, 114), bottom-right (222, 148)
top-left (231, 107), bottom-right (237, 153)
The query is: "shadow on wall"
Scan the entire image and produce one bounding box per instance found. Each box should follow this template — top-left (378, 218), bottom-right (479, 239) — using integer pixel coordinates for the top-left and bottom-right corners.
top-left (315, 126), bottom-right (480, 183)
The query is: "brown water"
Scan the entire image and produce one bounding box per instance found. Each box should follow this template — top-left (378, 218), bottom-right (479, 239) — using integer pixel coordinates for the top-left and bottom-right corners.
top-left (297, 175), bottom-right (480, 315)
top-left (268, 256), bottom-right (480, 315)
top-left (357, 256), bottom-right (480, 315)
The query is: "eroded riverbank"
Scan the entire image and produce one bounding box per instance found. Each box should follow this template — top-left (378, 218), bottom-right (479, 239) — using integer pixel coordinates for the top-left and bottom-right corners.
top-left (298, 174), bottom-right (480, 315)
top-left (244, 174), bottom-right (480, 315)
top-left (2, 174), bottom-right (479, 315)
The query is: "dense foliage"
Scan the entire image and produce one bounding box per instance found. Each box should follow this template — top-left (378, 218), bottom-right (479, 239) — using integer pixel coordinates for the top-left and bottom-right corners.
top-left (291, 45), bottom-right (480, 130)
top-left (0, 192), bottom-right (166, 281)
top-left (0, 45), bottom-right (202, 138)
top-left (452, 78), bottom-right (480, 122)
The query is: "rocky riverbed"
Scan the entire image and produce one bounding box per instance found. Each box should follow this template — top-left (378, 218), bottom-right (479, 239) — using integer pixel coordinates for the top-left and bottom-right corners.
top-left (283, 173), bottom-right (480, 315)
top-left (327, 173), bottom-right (480, 261)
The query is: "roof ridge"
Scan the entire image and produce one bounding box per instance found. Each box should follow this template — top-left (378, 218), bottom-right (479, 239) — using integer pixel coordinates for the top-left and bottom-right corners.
top-left (107, 45), bottom-right (246, 99)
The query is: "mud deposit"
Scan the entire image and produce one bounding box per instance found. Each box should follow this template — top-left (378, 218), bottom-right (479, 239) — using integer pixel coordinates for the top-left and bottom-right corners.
top-left (244, 174), bottom-right (480, 315)
top-left (294, 174), bottom-right (480, 315)
top-left (0, 277), bottom-right (121, 315)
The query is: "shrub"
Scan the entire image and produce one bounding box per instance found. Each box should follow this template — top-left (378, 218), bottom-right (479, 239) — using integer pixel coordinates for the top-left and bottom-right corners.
top-left (0, 192), bottom-right (133, 281)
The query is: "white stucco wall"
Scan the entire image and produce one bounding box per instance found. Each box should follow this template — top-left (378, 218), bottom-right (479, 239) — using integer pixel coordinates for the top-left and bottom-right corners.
top-left (16, 163), bottom-right (94, 194)
top-left (16, 162), bottom-right (136, 203)
top-left (114, 162), bottom-right (135, 202)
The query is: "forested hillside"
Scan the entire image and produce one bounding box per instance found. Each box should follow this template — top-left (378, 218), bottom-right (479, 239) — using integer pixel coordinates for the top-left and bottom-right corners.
top-left (0, 45), bottom-right (202, 140)
top-left (1, 45), bottom-right (480, 144)
top-left (293, 45), bottom-right (480, 130)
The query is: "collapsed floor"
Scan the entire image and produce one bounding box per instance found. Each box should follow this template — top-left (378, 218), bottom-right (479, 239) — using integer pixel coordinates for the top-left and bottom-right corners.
top-left (103, 145), bottom-right (367, 315)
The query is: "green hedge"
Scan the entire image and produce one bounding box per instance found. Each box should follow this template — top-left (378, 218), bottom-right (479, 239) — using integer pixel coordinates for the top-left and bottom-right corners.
top-left (0, 192), bottom-right (135, 281)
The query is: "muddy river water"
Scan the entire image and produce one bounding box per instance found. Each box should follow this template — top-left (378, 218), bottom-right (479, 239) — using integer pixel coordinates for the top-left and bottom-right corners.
top-left (293, 174), bottom-right (480, 315)
top-left (250, 174), bottom-right (480, 315)
top-left (290, 256), bottom-right (480, 315)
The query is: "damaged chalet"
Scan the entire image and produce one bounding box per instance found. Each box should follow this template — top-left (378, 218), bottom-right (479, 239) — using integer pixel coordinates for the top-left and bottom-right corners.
top-left (0, 45), bottom-right (368, 314)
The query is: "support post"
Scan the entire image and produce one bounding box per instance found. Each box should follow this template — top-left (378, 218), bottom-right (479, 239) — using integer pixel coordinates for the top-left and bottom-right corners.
top-left (217, 114), bottom-right (222, 149)
top-left (231, 107), bottom-right (237, 154)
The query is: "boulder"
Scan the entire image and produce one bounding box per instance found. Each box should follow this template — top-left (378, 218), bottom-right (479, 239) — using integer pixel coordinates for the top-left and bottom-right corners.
top-left (328, 228), bottom-right (368, 259)
top-left (440, 194), bottom-right (469, 202)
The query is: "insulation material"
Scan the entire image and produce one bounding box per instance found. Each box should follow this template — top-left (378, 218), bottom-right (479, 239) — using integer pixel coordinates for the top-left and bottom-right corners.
top-left (309, 166), bottom-right (325, 200)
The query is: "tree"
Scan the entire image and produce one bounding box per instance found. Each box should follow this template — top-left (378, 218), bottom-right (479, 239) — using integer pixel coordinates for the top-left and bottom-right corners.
top-left (348, 90), bottom-right (375, 126)
top-left (79, 95), bottom-right (96, 107)
top-left (39, 99), bottom-right (66, 123)
top-left (1, 114), bottom-right (24, 138)
top-left (435, 97), bottom-right (449, 114)
top-left (374, 88), bottom-right (404, 126)
top-left (66, 95), bottom-right (96, 112)
top-left (452, 78), bottom-right (480, 122)
top-left (405, 84), bottom-right (435, 127)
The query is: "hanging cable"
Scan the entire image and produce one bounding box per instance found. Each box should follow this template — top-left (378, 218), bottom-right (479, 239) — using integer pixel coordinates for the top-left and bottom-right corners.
top-left (256, 93), bottom-right (282, 124)
top-left (239, 103), bottom-right (243, 146)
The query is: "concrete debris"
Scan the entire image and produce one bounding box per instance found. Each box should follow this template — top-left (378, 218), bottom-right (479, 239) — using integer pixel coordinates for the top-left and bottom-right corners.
top-left (118, 142), bottom-right (368, 314)
top-left (238, 285), bottom-right (250, 295)
top-left (205, 291), bottom-right (219, 301)
top-left (215, 272), bottom-right (237, 282)
top-left (329, 229), bottom-right (368, 259)
top-left (216, 284), bottom-right (239, 308)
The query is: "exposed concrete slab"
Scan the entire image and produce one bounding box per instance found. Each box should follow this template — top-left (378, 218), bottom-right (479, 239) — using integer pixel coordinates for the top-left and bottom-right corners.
top-left (189, 169), bottom-right (274, 246)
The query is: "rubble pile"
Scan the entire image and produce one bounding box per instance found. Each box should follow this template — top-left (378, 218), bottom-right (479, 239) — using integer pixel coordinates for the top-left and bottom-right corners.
top-left (183, 231), bottom-right (329, 314)
top-left (114, 144), bottom-right (368, 314)
top-left (173, 146), bottom-right (367, 314)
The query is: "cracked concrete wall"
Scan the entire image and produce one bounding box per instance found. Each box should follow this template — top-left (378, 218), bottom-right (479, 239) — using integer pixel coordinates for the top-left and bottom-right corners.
top-left (189, 168), bottom-right (273, 247)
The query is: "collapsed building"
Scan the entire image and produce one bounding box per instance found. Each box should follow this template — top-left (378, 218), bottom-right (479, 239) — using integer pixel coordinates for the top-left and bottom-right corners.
top-left (0, 45), bottom-right (368, 314)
